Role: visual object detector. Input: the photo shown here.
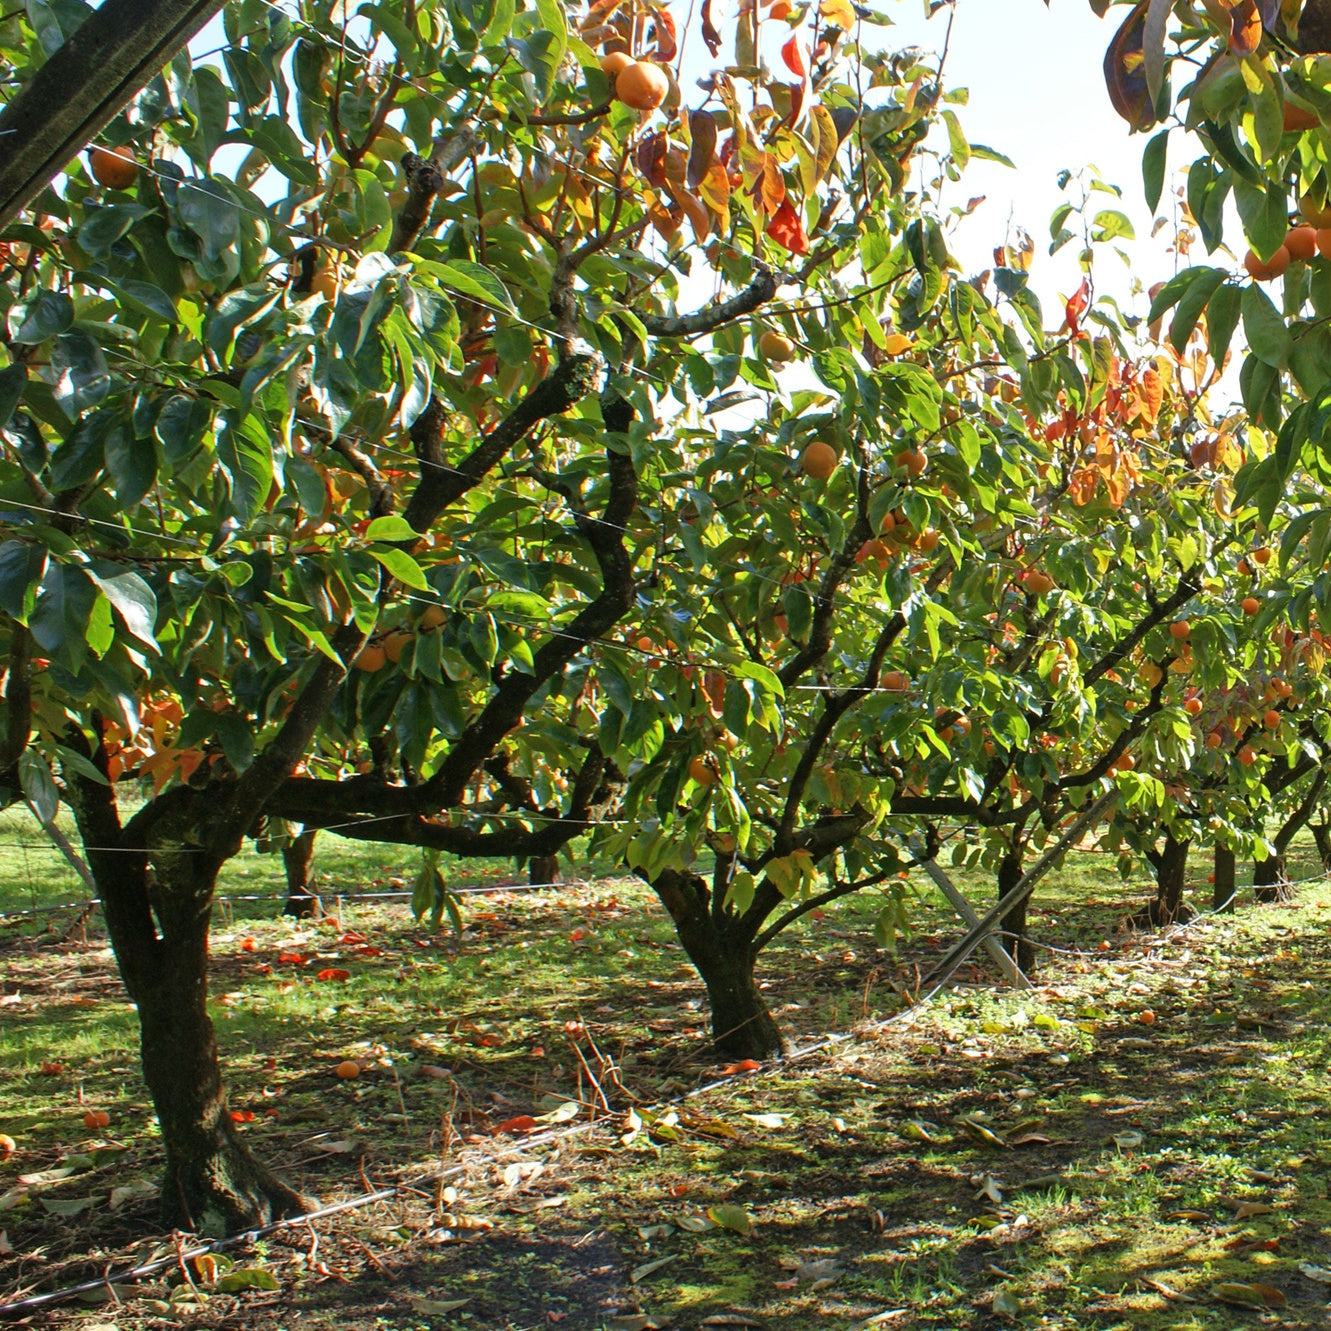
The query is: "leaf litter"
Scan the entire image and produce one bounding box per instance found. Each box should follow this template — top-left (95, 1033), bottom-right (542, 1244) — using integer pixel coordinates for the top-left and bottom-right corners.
top-left (5, 876), bottom-right (1331, 1326)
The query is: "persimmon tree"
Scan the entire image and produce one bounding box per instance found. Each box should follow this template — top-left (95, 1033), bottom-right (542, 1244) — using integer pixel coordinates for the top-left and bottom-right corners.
top-left (0, 0), bottom-right (909, 1232)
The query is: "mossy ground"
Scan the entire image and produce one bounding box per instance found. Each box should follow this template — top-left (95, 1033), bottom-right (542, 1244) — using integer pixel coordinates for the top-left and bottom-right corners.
top-left (3, 826), bottom-right (1331, 1329)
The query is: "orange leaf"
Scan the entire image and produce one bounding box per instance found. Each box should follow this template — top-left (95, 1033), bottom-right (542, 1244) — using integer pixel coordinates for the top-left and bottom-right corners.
top-left (239, 937), bottom-right (257, 952)
top-left (764, 198), bottom-right (808, 254)
top-left (278, 952), bottom-right (309, 965)
top-left (316, 968), bottom-right (350, 982)
top-left (1229, 0), bottom-right (1262, 54)
top-left (781, 32), bottom-right (808, 78)
top-left (229, 1110), bottom-right (256, 1123)
top-left (493, 1115), bottom-right (538, 1135)
top-left (1063, 277), bottom-right (1089, 334)
top-left (723, 1059), bottom-right (763, 1074)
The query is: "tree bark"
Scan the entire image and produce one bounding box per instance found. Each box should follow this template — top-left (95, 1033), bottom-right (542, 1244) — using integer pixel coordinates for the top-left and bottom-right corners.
top-left (1313, 821), bottom-right (1331, 871)
top-left (137, 918), bottom-right (308, 1234)
top-left (1213, 843), bottom-right (1236, 913)
top-left (282, 828), bottom-right (320, 919)
top-left (1253, 853), bottom-right (1292, 904)
top-left (997, 848), bottom-right (1035, 974)
top-left (65, 764), bottom-right (308, 1236)
top-left (1145, 832), bottom-right (1193, 924)
top-left (529, 854), bottom-right (559, 887)
top-left (651, 868), bottom-right (786, 1059)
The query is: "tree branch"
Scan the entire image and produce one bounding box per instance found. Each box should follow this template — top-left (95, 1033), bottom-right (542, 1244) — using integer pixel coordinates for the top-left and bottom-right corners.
top-left (640, 264), bottom-right (779, 338)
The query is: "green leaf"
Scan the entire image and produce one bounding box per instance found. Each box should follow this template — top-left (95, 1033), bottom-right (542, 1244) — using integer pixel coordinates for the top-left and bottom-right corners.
top-left (214, 1267), bottom-right (280, 1293)
top-left (104, 425), bottom-right (157, 509)
top-left (18, 750), bottom-right (59, 823)
top-left (88, 566), bottom-right (158, 651)
top-left (1242, 283), bottom-right (1293, 368)
top-left (364, 515), bottom-right (422, 542)
top-left (50, 331), bottom-right (111, 417)
top-left (1168, 268), bottom-right (1226, 353)
top-left (1142, 129), bottom-right (1168, 214)
top-left (1233, 177), bottom-right (1290, 259)
top-left (0, 540), bottom-right (47, 624)
top-left (370, 547), bottom-right (431, 590)
top-left (428, 260), bottom-right (516, 312)
top-left (0, 364), bottom-right (25, 428)
top-left (10, 290), bottom-right (74, 345)
top-left (1205, 282), bottom-right (1242, 366)
top-left (216, 414), bottom-right (273, 521)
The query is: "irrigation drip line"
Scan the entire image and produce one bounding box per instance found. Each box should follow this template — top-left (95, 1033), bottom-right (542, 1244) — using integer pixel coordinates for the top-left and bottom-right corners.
top-left (0, 875), bottom-right (601, 922)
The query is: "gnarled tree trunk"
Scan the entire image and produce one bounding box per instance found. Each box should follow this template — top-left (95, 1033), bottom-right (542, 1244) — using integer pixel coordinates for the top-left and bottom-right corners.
top-left (651, 867), bottom-right (786, 1059)
top-left (68, 770), bottom-right (307, 1235)
top-left (1144, 832), bottom-right (1193, 924)
top-left (282, 827), bottom-right (319, 918)
top-left (1253, 853), bottom-right (1292, 904)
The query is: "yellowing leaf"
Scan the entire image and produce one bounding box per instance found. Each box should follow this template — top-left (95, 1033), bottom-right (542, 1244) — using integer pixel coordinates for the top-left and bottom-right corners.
top-left (707, 1203), bottom-right (753, 1235)
top-left (819, 0), bottom-right (855, 28)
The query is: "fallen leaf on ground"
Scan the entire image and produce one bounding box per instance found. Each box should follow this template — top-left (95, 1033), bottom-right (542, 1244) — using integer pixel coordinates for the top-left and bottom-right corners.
top-left (1231, 1200), bottom-right (1274, 1219)
top-left (1139, 1276), bottom-right (1195, 1302)
top-left (1299, 1263), bottom-right (1331, 1283)
top-left (707, 1203), bottom-right (753, 1235)
top-left (630, 1254), bottom-right (679, 1283)
top-left (407, 1296), bottom-right (471, 1314)
top-left (492, 1115), bottom-right (537, 1135)
top-left (1213, 1282), bottom-right (1285, 1308)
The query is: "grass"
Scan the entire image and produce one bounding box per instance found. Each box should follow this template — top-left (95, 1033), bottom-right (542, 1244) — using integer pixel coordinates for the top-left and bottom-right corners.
top-left (3, 827), bottom-right (1331, 1328)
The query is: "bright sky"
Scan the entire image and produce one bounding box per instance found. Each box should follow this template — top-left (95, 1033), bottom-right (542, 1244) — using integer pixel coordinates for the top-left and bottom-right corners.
top-left (886, 0), bottom-right (1181, 320)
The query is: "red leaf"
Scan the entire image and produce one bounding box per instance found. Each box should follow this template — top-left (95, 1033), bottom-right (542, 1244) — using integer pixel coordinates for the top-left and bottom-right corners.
top-left (229, 1110), bottom-right (256, 1123)
top-left (635, 131), bottom-right (669, 188)
top-left (493, 1115), bottom-right (538, 1135)
top-left (278, 952), bottom-right (309, 965)
top-left (781, 32), bottom-right (808, 77)
top-left (646, 2), bottom-right (678, 60)
top-left (316, 968), bottom-right (350, 982)
top-left (764, 198), bottom-right (809, 255)
top-left (239, 937), bottom-right (257, 952)
top-left (723, 1059), bottom-right (763, 1074)
top-left (355, 945), bottom-right (384, 957)
top-left (1064, 277), bottom-right (1090, 333)
top-left (39, 1062), bottom-right (63, 1075)
top-left (337, 932), bottom-right (367, 945)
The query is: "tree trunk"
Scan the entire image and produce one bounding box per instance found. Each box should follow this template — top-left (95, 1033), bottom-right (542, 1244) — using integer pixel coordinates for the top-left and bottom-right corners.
top-left (1213, 843), bottom-right (1236, 913)
top-left (1253, 853), bottom-right (1292, 904)
top-left (1147, 833), bottom-right (1193, 924)
top-left (138, 929), bottom-right (308, 1234)
top-left (528, 854), bottom-right (559, 886)
top-left (1312, 821), bottom-right (1331, 871)
top-left (66, 769), bottom-right (308, 1236)
top-left (282, 828), bottom-right (319, 918)
top-left (997, 849), bottom-right (1035, 974)
top-left (651, 868), bottom-right (787, 1059)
